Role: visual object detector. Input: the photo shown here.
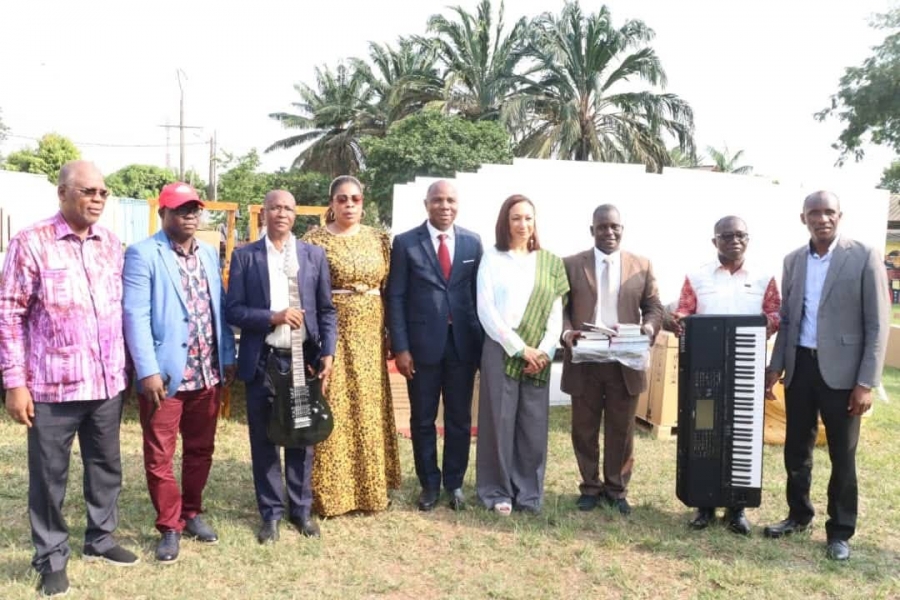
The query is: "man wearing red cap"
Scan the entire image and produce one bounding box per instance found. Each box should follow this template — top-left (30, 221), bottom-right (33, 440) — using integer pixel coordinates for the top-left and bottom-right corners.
top-left (123, 182), bottom-right (236, 563)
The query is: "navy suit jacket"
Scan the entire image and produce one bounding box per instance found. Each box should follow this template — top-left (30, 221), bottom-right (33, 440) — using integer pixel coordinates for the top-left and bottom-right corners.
top-left (225, 237), bottom-right (337, 383)
top-left (387, 221), bottom-right (483, 365)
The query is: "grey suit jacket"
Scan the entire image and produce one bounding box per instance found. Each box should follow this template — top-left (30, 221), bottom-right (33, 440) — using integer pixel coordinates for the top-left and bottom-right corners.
top-left (768, 236), bottom-right (890, 390)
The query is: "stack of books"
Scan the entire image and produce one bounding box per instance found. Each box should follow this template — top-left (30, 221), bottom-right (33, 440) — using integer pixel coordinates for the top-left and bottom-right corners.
top-left (570, 322), bottom-right (652, 368)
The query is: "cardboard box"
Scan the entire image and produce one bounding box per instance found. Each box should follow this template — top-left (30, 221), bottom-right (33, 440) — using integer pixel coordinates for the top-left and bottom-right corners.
top-left (636, 331), bottom-right (679, 437)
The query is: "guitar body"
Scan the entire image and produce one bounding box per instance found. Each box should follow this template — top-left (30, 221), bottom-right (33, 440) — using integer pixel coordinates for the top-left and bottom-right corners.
top-left (265, 353), bottom-right (334, 447)
top-left (264, 239), bottom-right (335, 448)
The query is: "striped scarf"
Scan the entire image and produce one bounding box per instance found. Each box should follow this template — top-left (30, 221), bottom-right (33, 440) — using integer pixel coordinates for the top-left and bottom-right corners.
top-left (503, 249), bottom-right (570, 385)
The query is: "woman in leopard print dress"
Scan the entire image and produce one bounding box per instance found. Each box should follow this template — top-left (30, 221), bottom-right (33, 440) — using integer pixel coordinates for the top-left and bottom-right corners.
top-left (303, 176), bottom-right (401, 516)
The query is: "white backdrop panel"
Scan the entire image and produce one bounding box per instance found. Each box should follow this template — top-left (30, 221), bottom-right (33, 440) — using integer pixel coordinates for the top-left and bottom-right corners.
top-left (391, 159), bottom-right (889, 305)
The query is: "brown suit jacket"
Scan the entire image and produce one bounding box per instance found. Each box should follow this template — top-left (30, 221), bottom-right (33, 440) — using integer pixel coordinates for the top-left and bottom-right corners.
top-left (560, 249), bottom-right (664, 397)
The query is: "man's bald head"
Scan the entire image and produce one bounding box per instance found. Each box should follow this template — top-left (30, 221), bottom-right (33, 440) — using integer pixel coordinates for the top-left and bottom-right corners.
top-left (264, 189), bottom-right (296, 208)
top-left (714, 215), bottom-right (747, 235)
top-left (803, 190), bottom-right (840, 212)
top-left (424, 180), bottom-right (458, 230)
top-left (58, 160), bottom-right (102, 187)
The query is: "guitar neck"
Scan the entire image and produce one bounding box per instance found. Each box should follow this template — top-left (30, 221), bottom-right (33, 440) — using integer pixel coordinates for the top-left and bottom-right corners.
top-left (287, 273), bottom-right (306, 388)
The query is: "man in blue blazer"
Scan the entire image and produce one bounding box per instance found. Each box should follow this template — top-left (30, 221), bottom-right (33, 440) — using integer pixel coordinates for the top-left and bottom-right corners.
top-left (388, 180), bottom-right (483, 511)
top-left (225, 190), bottom-right (337, 543)
top-left (123, 182), bottom-right (236, 563)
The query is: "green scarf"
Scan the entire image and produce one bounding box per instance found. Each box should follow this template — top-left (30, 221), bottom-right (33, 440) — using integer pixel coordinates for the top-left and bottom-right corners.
top-left (503, 249), bottom-right (570, 385)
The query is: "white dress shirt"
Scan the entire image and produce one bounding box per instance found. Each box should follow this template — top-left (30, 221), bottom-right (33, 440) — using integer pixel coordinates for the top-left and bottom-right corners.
top-left (476, 246), bottom-right (563, 358)
top-left (426, 220), bottom-right (455, 263)
top-left (799, 236), bottom-right (839, 349)
top-left (594, 247), bottom-right (621, 326)
top-left (264, 235), bottom-right (306, 348)
top-left (685, 260), bottom-right (774, 314)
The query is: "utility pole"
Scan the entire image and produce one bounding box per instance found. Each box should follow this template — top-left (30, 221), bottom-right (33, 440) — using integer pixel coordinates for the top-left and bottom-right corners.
top-left (158, 69), bottom-right (201, 180)
top-left (208, 131), bottom-right (218, 200)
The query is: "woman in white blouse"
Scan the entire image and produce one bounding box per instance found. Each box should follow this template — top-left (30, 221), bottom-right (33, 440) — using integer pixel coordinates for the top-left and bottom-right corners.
top-left (475, 195), bottom-right (569, 515)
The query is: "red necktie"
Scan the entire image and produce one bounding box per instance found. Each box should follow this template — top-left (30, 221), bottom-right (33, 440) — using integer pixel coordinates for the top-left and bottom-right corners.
top-left (438, 234), bottom-right (451, 280)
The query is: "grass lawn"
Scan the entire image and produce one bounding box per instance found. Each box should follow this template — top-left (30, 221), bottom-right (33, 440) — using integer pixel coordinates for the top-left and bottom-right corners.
top-left (1, 371), bottom-right (899, 600)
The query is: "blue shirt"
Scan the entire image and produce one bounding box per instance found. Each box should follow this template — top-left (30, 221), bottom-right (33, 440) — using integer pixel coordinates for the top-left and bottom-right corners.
top-left (798, 236), bottom-right (839, 349)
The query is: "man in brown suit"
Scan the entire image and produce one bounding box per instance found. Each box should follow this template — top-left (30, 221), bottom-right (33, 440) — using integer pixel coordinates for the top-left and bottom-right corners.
top-left (561, 204), bottom-right (663, 514)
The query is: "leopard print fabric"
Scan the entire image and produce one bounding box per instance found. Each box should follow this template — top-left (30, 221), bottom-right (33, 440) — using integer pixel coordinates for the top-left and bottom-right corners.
top-left (303, 225), bottom-right (401, 516)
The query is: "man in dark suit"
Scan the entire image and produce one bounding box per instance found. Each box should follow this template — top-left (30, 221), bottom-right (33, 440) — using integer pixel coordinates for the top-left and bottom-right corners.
top-left (387, 180), bottom-right (483, 511)
top-left (225, 190), bottom-right (337, 543)
top-left (764, 191), bottom-right (889, 561)
top-left (560, 204), bottom-right (663, 515)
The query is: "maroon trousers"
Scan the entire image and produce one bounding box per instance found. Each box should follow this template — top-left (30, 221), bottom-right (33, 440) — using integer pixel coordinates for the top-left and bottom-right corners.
top-left (138, 387), bottom-right (220, 533)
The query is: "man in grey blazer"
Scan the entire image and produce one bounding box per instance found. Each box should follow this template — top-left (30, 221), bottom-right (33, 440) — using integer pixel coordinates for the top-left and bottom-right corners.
top-left (764, 191), bottom-right (889, 561)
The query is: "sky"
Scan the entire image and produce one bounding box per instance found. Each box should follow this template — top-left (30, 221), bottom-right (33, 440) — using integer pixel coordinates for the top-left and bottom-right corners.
top-left (0, 0), bottom-right (896, 190)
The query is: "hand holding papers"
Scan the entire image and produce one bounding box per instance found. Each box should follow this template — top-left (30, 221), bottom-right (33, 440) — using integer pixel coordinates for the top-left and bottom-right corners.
top-left (571, 323), bottom-right (651, 370)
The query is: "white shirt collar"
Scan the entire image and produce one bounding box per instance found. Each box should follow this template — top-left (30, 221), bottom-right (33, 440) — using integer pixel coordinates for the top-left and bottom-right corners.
top-left (265, 234), bottom-right (293, 254)
top-left (594, 247), bottom-right (620, 264)
top-left (426, 220), bottom-right (453, 240)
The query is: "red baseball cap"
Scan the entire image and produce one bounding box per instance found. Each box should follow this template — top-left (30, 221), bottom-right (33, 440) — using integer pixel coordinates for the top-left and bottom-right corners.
top-left (159, 182), bottom-right (204, 209)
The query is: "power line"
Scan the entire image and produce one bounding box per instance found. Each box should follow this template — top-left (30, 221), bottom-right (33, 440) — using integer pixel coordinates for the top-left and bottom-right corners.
top-left (3, 132), bottom-right (208, 149)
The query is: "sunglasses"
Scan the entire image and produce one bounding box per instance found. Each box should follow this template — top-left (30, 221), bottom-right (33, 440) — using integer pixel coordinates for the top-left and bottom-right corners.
top-left (716, 232), bottom-right (749, 242)
top-left (69, 186), bottom-right (110, 199)
top-left (333, 194), bottom-right (363, 203)
top-left (171, 204), bottom-right (202, 217)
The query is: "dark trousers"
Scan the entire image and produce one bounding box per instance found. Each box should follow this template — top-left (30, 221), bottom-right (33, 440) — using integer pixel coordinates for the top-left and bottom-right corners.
top-left (245, 350), bottom-right (314, 521)
top-left (408, 326), bottom-right (477, 491)
top-left (784, 347), bottom-right (860, 541)
top-left (27, 395), bottom-right (124, 574)
top-left (571, 362), bottom-right (638, 499)
top-left (138, 386), bottom-right (220, 533)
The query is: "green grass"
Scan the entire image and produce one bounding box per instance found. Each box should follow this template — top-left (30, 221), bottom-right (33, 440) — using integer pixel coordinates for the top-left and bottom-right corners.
top-left (1, 371), bottom-right (899, 599)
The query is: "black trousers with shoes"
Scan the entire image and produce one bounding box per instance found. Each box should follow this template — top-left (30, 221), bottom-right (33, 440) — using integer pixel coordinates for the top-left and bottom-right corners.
top-left (783, 347), bottom-right (861, 541)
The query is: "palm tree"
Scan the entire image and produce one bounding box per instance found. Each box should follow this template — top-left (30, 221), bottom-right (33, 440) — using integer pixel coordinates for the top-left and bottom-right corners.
top-left (351, 38), bottom-right (445, 129)
top-left (706, 145), bottom-right (753, 174)
top-left (668, 146), bottom-right (701, 168)
top-left (509, 2), bottom-right (695, 172)
top-left (266, 63), bottom-right (376, 175)
top-left (424, 0), bottom-right (529, 121)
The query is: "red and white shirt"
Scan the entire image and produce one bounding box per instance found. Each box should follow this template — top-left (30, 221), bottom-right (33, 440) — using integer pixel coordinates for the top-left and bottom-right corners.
top-left (674, 260), bottom-right (781, 337)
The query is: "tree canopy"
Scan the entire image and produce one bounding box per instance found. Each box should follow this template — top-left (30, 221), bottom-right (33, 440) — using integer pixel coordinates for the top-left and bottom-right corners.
top-left (2, 133), bottom-right (81, 182)
top-left (816, 9), bottom-right (900, 164)
top-left (360, 110), bottom-right (513, 223)
top-left (106, 164), bottom-right (180, 199)
top-left (267, 0), bottom-right (695, 185)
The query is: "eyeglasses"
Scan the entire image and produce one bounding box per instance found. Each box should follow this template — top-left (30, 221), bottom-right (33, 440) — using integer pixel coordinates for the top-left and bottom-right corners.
top-left (716, 232), bottom-right (749, 242)
top-left (69, 186), bottom-right (110, 199)
top-left (333, 194), bottom-right (363, 204)
top-left (171, 204), bottom-right (202, 217)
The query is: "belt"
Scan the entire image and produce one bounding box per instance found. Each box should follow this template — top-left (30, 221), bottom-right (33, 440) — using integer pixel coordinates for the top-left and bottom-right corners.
top-left (332, 288), bottom-right (380, 296)
top-left (798, 346), bottom-right (818, 358)
top-left (265, 345), bottom-right (291, 358)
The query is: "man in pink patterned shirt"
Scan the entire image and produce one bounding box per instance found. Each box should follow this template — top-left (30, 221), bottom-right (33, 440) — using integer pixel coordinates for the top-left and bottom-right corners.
top-left (0, 161), bottom-right (138, 597)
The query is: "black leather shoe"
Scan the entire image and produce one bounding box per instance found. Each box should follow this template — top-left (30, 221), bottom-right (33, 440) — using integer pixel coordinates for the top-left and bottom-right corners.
top-left (38, 568), bottom-right (69, 597)
top-left (184, 515), bottom-right (218, 544)
top-left (448, 488), bottom-right (466, 511)
top-left (689, 507), bottom-right (715, 530)
top-left (156, 530), bottom-right (180, 563)
top-left (577, 494), bottom-right (600, 511)
top-left (763, 517), bottom-right (810, 539)
top-left (826, 539), bottom-right (850, 561)
top-left (257, 519), bottom-right (279, 544)
top-left (725, 508), bottom-right (751, 536)
top-left (604, 495), bottom-right (632, 516)
top-left (418, 488), bottom-right (440, 512)
top-left (289, 516), bottom-right (321, 538)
